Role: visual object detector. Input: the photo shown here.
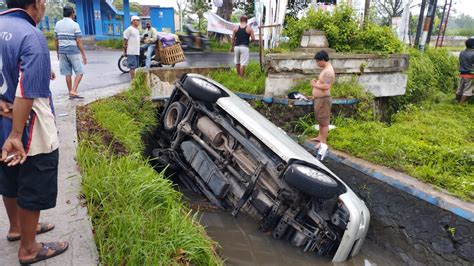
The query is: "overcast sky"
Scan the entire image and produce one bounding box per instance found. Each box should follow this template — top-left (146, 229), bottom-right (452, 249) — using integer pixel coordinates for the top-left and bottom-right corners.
top-left (130, 0), bottom-right (473, 16)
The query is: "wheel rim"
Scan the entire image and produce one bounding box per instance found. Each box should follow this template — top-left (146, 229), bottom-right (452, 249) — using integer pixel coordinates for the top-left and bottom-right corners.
top-left (165, 106), bottom-right (179, 129)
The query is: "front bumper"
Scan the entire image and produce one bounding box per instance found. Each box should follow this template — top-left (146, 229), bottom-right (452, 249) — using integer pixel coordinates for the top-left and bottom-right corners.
top-left (332, 191), bottom-right (371, 262)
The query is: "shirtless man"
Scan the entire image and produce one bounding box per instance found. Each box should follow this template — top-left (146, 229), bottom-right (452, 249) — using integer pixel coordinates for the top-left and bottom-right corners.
top-left (311, 50), bottom-right (335, 148)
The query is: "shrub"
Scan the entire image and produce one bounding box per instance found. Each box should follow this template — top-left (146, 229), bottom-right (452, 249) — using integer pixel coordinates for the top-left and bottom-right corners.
top-left (425, 48), bottom-right (459, 94)
top-left (284, 5), bottom-right (403, 54)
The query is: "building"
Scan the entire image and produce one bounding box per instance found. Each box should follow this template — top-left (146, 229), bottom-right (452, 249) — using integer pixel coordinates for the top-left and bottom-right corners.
top-left (69, 0), bottom-right (137, 39)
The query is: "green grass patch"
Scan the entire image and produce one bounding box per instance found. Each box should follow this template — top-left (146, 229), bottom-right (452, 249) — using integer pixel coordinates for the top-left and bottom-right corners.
top-left (328, 102), bottom-right (474, 201)
top-left (209, 38), bottom-right (259, 53)
top-left (96, 38), bottom-right (123, 49)
top-left (77, 72), bottom-right (222, 264)
top-left (209, 61), bottom-right (265, 94)
top-left (89, 74), bottom-right (156, 153)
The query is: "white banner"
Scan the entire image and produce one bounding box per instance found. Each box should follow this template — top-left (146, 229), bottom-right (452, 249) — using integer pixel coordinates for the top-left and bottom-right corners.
top-left (205, 12), bottom-right (259, 36)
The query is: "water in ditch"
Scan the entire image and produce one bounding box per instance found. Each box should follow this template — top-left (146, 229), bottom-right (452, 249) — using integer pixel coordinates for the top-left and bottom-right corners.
top-left (184, 189), bottom-right (400, 266)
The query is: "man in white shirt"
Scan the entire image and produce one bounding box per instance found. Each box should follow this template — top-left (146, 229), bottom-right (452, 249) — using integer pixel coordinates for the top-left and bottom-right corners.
top-left (123, 16), bottom-right (141, 80)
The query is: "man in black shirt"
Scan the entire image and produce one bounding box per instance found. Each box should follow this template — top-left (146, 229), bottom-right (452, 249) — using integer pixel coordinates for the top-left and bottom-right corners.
top-left (456, 38), bottom-right (474, 103)
top-left (230, 15), bottom-right (255, 77)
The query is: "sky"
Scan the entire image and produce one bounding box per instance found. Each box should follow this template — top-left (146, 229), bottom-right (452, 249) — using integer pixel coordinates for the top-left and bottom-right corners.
top-left (131, 0), bottom-right (474, 17)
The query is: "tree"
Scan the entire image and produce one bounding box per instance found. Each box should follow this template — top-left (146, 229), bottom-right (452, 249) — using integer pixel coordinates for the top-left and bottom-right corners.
top-left (235, 0), bottom-right (255, 17)
top-left (374, 0), bottom-right (404, 24)
top-left (214, 0), bottom-right (233, 42)
top-left (113, 0), bottom-right (142, 15)
top-left (187, 0), bottom-right (211, 32)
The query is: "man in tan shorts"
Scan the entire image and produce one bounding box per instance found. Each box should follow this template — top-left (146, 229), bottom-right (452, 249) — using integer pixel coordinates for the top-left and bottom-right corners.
top-left (311, 50), bottom-right (335, 149)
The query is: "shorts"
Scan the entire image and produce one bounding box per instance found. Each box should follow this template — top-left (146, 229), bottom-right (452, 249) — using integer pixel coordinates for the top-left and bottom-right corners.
top-left (314, 96), bottom-right (332, 127)
top-left (234, 46), bottom-right (249, 66)
top-left (59, 53), bottom-right (84, 76)
top-left (456, 78), bottom-right (473, 97)
top-left (127, 55), bottom-right (139, 69)
top-left (0, 149), bottom-right (59, 211)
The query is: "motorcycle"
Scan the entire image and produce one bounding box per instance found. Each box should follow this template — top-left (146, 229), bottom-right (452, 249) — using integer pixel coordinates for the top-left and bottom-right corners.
top-left (178, 25), bottom-right (210, 52)
top-left (118, 45), bottom-right (176, 73)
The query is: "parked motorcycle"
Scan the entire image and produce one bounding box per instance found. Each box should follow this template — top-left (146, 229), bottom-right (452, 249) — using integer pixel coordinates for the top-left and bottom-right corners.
top-left (178, 24), bottom-right (210, 52)
top-left (118, 45), bottom-right (175, 73)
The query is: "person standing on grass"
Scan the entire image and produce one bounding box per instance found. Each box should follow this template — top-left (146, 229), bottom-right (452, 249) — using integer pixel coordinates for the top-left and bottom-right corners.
top-left (310, 50), bottom-right (335, 149)
top-left (230, 15), bottom-right (255, 77)
top-left (456, 37), bottom-right (474, 104)
top-left (54, 5), bottom-right (87, 99)
top-left (124, 16), bottom-right (141, 80)
top-left (0, 0), bottom-right (68, 264)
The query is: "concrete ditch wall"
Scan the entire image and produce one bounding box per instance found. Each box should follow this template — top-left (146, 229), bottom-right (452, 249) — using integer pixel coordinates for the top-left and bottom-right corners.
top-left (145, 66), bottom-right (230, 99)
top-left (265, 53), bottom-right (409, 97)
top-left (300, 142), bottom-right (474, 265)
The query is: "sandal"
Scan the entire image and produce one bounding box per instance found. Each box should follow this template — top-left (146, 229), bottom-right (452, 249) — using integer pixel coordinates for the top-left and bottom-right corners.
top-left (69, 94), bottom-right (84, 99)
top-left (7, 222), bottom-right (55, 242)
top-left (19, 241), bottom-right (69, 265)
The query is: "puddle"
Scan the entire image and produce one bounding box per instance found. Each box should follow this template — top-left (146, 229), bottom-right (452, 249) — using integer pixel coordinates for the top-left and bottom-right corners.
top-left (183, 189), bottom-right (400, 266)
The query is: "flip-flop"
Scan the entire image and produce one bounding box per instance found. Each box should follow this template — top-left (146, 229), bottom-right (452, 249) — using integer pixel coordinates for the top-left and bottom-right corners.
top-left (19, 241), bottom-right (69, 265)
top-left (69, 94), bottom-right (84, 99)
top-left (7, 222), bottom-right (55, 242)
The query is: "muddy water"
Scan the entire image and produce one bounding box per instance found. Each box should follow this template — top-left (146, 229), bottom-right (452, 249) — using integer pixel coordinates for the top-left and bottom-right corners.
top-left (184, 190), bottom-right (400, 266)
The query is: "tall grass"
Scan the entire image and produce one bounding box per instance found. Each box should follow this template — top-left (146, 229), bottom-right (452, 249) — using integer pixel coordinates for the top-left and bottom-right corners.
top-left (96, 38), bottom-right (123, 49)
top-left (77, 72), bottom-right (222, 264)
top-left (209, 61), bottom-right (265, 94)
top-left (89, 74), bottom-right (156, 153)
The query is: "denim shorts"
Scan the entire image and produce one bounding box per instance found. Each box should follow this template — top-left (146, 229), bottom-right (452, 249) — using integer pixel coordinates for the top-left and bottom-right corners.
top-left (59, 53), bottom-right (84, 76)
top-left (0, 149), bottom-right (59, 211)
top-left (127, 55), bottom-right (139, 69)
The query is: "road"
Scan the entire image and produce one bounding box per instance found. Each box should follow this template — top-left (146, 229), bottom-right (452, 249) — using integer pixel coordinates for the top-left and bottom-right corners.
top-left (49, 50), bottom-right (259, 97)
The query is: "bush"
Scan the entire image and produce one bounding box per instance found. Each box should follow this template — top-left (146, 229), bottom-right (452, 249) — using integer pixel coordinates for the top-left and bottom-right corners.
top-left (284, 5), bottom-right (403, 54)
top-left (389, 48), bottom-right (458, 113)
top-left (426, 48), bottom-right (459, 94)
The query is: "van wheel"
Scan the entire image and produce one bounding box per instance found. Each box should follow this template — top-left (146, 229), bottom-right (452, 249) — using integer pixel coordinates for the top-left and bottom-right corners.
top-left (163, 102), bottom-right (186, 132)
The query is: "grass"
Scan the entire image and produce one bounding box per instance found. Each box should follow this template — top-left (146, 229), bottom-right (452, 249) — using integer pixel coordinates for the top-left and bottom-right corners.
top-left (209, 38), bottom-right (259, 53)
top-left (77, 72), bottom-right (222, 265)
top-left (327, 102), bottom-right (474, 201)
top-left (209, 61), bottom-right (265, 94)
top-left (43, 31), bottom-right (56, 50)
top-left (96, 38), bottom-right (123, 50)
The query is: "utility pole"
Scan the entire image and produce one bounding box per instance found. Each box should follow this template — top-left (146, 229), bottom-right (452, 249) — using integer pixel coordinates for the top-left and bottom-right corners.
top-left (425, 0), bottom-right (438, 46)
top-left (419, 0), bottom-right (437, 50)
top-left (414, 0), bottom-right (427, 46)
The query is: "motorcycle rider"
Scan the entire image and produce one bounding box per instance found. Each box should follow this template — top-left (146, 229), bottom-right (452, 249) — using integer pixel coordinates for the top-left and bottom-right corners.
top-left (141, 22), bottom-right (158, 69)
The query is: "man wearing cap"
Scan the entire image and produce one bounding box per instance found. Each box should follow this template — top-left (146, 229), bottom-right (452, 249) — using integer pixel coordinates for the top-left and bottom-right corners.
top-left (141, 22), bottom-right (158, 69)
top-left (54, 5), bottom-right (87, 99)
top-left (230, 15), bottom-right (255, 77)
top-left (123, 16), bottom-right (141, 79)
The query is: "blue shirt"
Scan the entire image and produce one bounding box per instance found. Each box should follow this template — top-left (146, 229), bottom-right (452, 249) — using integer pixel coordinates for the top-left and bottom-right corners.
top-left (54, 17), bottom-right (82, 54)
top-left (0, 9), bottom-right (58, 155)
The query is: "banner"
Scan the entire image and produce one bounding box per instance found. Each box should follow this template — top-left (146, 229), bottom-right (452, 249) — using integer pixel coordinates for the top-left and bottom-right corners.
top-left (205, 12), bottom-right (259, 36)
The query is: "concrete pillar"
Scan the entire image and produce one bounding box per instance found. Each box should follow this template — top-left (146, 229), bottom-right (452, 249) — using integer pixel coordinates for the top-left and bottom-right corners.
top-left (92, 0), bottom-right (103, 36)
top-left (123, 0), bottom-right (130, 29)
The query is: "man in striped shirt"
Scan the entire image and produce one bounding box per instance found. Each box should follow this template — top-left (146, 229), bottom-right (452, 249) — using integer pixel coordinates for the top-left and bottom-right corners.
top-left (54, 6), bottom-right (87, 99)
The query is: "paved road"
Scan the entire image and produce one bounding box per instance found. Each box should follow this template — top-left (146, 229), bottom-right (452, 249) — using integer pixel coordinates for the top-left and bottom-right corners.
top-left (50, 50), bottom-right (259, 98)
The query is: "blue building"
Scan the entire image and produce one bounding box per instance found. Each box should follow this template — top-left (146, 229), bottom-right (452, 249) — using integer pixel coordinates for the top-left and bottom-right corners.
top-left (69, 0), bottom-right (137, 39)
